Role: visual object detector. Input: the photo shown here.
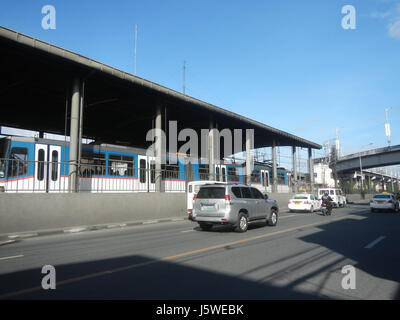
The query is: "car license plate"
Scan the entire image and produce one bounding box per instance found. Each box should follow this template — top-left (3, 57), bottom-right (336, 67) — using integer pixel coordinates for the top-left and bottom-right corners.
top-left (202, 205), bottom-right (215, 211)
top-left (294, 202), bottom-right (301, 205)
top-left (377, 201), bottom-right (384, 204)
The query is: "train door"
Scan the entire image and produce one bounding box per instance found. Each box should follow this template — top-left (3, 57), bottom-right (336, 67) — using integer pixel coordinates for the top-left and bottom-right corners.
top-left (34, 144), bottom-right (62, 192)
top-left (48, 145), bottom-right (61, 192)
top-left (261, 169), bottom-right (269, 191)
top-left (138, 155), bottom-right (156, 192)
top-left (215, 164), bottom-right (226, 182)
top-left (221, 165), bottom-right (227, 182)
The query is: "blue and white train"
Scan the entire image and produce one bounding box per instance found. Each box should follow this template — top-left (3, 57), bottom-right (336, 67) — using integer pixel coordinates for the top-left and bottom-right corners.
top-left (0, 136), bottom-right (290, 193)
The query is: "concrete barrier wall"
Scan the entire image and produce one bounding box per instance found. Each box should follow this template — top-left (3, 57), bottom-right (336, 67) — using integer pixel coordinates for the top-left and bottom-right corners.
top-left (0, 193), bottom-right (186, 235)
top-left (0, 192), bottom-right (297, 235)
top-left (268, 192), bottom-right (294, 210)
top-left (346, 193), bottom-right (374, 203)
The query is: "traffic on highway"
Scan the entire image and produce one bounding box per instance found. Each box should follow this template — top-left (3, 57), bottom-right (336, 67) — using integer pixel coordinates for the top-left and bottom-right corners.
top-left (1, 187), bottom-right (399, 302)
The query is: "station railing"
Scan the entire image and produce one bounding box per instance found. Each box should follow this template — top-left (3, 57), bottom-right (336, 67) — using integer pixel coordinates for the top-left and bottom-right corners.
top-left (0, 158), bottom-right (294, 194)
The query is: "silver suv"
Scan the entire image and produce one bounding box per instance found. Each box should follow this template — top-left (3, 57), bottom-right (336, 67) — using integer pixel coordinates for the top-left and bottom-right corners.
top-left (193, 183), bottom-right (279, 232)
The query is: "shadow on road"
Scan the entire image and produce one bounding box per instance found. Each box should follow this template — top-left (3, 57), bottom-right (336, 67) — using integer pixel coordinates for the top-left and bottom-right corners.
top-left (0, 253), bottom-right (332, 300)
top-left (299, 212), bottom-right (400, 299)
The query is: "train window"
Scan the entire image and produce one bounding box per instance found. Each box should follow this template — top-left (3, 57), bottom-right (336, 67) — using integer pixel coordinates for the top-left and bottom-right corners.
top-left (198, 164), bottom-right (209, 180)
top-left (37, 149), bottom-right (45, 181)
top-left (80, 152), bottom-right (106, 176)
top-left (222, 167), bottom-right (226, 182)
top-left (162, 160), bottom-right (180, 180)
top-left (8, 147), bottom-right (28, 178)
top-left (251, 169), bottom-right (261, 184)
top-left (0, 138), bottom-right (7, 159)
top-left (216, 167), bottom-right (220, 181)
top-left (139, 159), bottom-right (146, 183)
top-left (227, 167), bottom-right (240, 182)
top-left (150, 161), bottom-right (155, 183)
top-left (51, 150), bottom-right (58, 181)
top-left (108, 154), bottom-right (134, 176)
top-left (0, 139), bottom-right (7, 178)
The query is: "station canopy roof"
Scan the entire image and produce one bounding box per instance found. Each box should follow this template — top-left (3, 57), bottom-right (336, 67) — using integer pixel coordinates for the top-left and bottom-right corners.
top-left (0, 26), bottom-right (321, 152)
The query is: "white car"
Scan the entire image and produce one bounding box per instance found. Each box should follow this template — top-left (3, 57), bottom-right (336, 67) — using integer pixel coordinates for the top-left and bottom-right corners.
top-left (370, 193), bottom-right (399, 213)
top-left (288, 193), bottom-right (321, 213)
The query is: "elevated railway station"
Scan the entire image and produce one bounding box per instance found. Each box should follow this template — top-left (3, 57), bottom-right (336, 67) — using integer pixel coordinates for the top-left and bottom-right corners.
top-left (0, 26), bottom-right (323, 234)
top-left (0, 26), bottom-right (321, 195)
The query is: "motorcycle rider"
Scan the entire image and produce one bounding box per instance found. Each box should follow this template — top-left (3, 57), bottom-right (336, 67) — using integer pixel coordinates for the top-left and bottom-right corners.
top-left (321, 192), bottom-right (333, 213)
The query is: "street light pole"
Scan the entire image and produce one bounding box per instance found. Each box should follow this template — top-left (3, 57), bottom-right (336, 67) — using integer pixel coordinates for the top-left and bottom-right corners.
top-left (359, 143), bottom-right (373, 193)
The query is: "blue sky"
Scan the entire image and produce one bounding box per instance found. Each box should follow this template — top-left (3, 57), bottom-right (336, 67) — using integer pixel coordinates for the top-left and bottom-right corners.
top-left (1, 0), bottom-right (400, 158)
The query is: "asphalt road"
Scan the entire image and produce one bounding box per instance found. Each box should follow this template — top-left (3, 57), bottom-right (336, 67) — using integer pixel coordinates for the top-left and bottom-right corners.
top-left (0, 204), bottom-right (399, 300)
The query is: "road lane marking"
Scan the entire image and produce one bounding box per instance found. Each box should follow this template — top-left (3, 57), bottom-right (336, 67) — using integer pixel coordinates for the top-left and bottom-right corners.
top-left (0, 255), bottom-right (24, 261)
top-left (0, 214), bottom-right (354, 299)
top-left (142, 220), bottom-right (159, 224)
top-left (364, 236), bottom-right (386, 249)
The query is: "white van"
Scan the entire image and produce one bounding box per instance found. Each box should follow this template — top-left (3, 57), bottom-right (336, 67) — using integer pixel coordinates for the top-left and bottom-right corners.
top-left (317, 188), bottom-right (347, 207)
top-left (187, 181), bottom-right (227, 220)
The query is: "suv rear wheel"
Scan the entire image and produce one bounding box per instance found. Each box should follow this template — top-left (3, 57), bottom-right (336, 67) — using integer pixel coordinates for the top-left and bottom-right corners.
top-left (235, 213), bottom-right (248, 233)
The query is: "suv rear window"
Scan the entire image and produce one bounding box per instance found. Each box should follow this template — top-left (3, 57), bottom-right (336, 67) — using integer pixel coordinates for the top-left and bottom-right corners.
top-left (197, 187), bottom-right (226, 199)
top-left (373, 194), bottom-right (391, 199)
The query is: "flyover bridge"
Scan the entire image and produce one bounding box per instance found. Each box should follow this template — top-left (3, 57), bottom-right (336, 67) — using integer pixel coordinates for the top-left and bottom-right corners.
top-left (335, 145), bottom-right (400, 173)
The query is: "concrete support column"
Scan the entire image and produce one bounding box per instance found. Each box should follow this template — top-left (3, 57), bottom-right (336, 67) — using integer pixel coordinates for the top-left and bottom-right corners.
top-left (155, 104), bottom-right (163, 192)
top-left (292, 146), bottom-right (297, 193)
top-left (272, 140), bottom-right (277, 192)
top-left (308, 148), bottom-right (314, 193)
top-left (68, 78), bottom-right (81, 193)
top-left (78, 81), bottom-right (85, 169)
top-left (245, 130), bottom-right (253, 185)
top-left (208, 119), bottom-right (215, 181)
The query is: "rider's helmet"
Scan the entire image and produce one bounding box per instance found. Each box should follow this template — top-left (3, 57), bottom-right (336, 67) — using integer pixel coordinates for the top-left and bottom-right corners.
top-left (324, 192), bottom-right (329, 197)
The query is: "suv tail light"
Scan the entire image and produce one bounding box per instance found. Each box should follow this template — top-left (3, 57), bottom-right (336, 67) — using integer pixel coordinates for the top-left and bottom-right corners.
top-left (193, 194), bottom-right (197, 201)
top-left (225, 194), bottom-right (231, 205)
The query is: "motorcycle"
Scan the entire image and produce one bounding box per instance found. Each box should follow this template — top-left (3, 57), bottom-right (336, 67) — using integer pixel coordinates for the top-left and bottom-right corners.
top-left (321, 201), bottom-right (332, 216)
